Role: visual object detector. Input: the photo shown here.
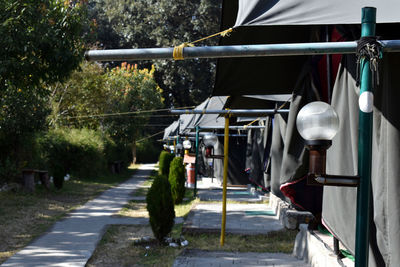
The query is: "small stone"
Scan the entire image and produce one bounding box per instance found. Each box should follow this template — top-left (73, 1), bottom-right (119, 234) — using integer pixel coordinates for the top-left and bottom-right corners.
top-left (145, 246), bottom-right (150, 250)
top-left (180, 240), bottom-right (189, 246)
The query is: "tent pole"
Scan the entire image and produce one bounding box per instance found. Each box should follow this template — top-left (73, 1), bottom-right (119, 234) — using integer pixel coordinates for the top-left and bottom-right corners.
top-left (85, 40), bottom-right (400, 61)
top-left (325, 25), bottom-right (332, 103)
top-left (171, 109), bottom-right (289, 115)
top-left (194, 126), bottom-right (199, 198)
top-left (355, 7), bottom-right (375, 267)
top-left (220, 115), bottom-right (230, 246)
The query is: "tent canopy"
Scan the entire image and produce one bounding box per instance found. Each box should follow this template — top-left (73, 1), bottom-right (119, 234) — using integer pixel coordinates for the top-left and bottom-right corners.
top-left (235, 0), bottom-right (400, 26)
top-left (162, 120), bottom-right (179, 140)
top-left (212, 0), bottom-right (400, 97)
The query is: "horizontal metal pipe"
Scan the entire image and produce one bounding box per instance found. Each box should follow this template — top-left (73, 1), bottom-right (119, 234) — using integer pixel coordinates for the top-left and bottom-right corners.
top-left (85, 40), bottom-right (400, 61)
top-left (171, 109), bottom-right (289, 115)
top-left (315, 176), bottom-right (359, 187)
top-left (183, 133), bottom-right (247, 137)
top-left (196, 125), bottom-right (265, 129)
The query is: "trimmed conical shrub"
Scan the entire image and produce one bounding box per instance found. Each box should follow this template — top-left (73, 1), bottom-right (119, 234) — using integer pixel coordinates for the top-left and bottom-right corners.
top-left (158, 150), bottom-right (175, 176)
top-left (168, 157), bottom-right (186, 204)
top-left (146, 174), bottom-right (175, 243)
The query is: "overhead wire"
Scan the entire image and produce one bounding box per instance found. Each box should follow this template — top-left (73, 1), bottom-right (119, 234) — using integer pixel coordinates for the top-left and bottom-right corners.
top-left (136, 130), bottom-right (165, 143)
top-left (63, 106), bottom-right (193, 120)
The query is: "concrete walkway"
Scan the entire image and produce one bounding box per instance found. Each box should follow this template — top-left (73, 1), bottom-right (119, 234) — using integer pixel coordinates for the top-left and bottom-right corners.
top-left (184, 202), bottom-right (283, 234)
top-left (1, 164), bottom-right (155, 267)
top-left (177, 186), bottom-right (309, 266)
top-left (184, 188), bottom-right (282, 235)
top-left (198, 188), bottom-right (264, 203)
top-left (173, 250), bottom-right (310, 267)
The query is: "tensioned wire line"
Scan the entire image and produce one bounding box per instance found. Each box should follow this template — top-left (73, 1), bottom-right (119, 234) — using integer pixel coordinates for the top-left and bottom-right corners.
top-left (59, 114), bottom-right (179, 126)
top-left (64, 106), bottom-right (194, 120)
top-left (136, 130), bottom-right (165, 143)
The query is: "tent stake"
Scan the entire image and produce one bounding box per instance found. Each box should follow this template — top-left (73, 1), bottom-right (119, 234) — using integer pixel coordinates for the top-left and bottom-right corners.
top-left (220, 115), bottom-right (230, 246)
top-left (355, 7), bottom-right (375, 267)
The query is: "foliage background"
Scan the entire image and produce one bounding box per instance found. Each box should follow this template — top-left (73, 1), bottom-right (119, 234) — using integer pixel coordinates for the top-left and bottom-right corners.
top-left (88, 0), bottom-right (222, 107)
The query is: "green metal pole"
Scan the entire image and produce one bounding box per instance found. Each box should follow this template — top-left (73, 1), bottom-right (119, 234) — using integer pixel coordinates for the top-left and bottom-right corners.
top-left (194, 126), bottom-right (199, 198)
top-left (355, 7), bottom-right (375, 267)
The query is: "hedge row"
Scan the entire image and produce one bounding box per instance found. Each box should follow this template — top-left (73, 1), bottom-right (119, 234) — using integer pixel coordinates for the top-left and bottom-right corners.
top-left (0, 128), bottom-right (137, 185)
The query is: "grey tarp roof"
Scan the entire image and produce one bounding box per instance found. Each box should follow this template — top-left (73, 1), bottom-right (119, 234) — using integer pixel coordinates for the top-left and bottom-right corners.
top-left (180, 96), bottom-right (228, 133)
top-left (212, 1), bottom-right (400, 97)
top-left (162, 120), bottom-right (179, 140)
top-left (235, 0), bottom-right (400, 26)
top-left (228, 94), bottom-right (291, 122)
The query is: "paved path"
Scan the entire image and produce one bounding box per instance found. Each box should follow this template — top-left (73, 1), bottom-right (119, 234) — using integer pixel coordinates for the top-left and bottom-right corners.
top-left (184, 202), bottom-right (283, 234)
top-left (1, 164), bottom-right (156, 267)
top-left (198, 188), bottom-right (265, 202)
top-left (173, 250), bottom-right (310, 267)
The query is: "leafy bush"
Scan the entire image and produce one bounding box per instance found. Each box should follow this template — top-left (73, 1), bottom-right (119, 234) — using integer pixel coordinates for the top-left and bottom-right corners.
top-left (146, 174), bottom-right (175, 243)
top-left (0, 157), bottom-right (20, 186)
top-left (38, 128), bottom-right (108, 180)
top-left (136, 139), bottom-right (162, 163)
top-left (168, 157), bottom-right (186, 204)
top-left (158, 150), bottom-right (174, 176)
top-left (104, 139), bottom-right (131, 168)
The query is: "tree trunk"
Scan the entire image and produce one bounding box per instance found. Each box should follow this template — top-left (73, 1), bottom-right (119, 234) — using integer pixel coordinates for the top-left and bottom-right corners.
top-left (131, 140), bottom-right (137, 165)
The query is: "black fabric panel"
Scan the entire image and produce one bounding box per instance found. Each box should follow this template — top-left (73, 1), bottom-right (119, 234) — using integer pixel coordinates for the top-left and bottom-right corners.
top-left (270, 114), bottom-right (287, 199)
top-left (262, 117), bottom-right (273, 189)
top-left (245, 128), bottom-right (265, 188)
top-left (213, 25), bottom-right (313, 96)
top-left (225, 95), bottom-right (284, 109)
top-left (278, 67), bottom-right (324, 214)
top-left (224, 135), bottom-right (249, 185)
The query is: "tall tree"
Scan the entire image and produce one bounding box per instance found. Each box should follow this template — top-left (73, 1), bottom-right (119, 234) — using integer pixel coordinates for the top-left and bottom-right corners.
top-left (104, 62), bottom-right (164, 163)
top-left (0, 0), bottom-right (89, 170)
top-left (89, 0), bottom-right (222, 107)
top-left (49, 62), bottom-right (164, 163)
top-left (48, 62), bottom-right (109, 129)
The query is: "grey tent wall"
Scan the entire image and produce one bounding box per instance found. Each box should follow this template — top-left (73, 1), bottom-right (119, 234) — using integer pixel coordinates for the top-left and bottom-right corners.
top-left (323, 53), bottom-right (400, 266)
top-left (322, 55), bottom-right (359, 256)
